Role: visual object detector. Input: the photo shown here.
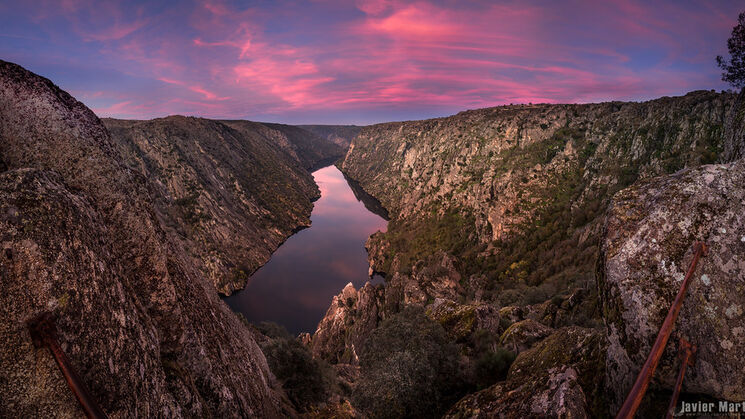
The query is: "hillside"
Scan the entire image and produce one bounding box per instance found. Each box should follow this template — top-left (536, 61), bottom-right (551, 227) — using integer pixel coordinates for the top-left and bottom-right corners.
top-left (222, 120), bottom-right (346, 171)
top-left (104, 117), bottom-right (342, 295)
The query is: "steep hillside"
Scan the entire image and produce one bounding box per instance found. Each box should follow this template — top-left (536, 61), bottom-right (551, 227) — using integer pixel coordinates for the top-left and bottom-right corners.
top-left (0, 60), bottom-right (292, 417)
top-left (104, 117), bottom-right (339, 295)
top-left (298, 124), bottom-right (363, 148)
top-left (342, 91), bottom-right (735, 305)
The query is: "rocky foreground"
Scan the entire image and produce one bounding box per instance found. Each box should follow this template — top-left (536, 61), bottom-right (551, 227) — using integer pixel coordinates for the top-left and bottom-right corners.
top-left (0, 60), bottom-right (342, 417)
top-left (306, 89), bottom-right (745, 417)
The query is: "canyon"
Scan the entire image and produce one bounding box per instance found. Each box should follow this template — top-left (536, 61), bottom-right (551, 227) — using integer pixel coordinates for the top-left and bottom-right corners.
top-left (2, 58), bottom-right (745, 418)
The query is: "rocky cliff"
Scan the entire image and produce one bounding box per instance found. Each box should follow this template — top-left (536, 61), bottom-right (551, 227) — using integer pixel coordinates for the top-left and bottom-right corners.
top-left (308, 89), bottom-right (745, 417)
top-left (104, 117), bottom-right (342, 295)
top-left (0, 60), bottom-right (296, 417)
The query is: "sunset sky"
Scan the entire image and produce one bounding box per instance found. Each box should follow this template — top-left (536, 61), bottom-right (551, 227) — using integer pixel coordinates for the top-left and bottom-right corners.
top-left (0, 1), bottom-right (740, 124)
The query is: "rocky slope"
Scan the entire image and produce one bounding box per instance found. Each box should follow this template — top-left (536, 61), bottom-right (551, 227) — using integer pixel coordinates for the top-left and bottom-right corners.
top-left (307, 89), bottom-right (745, 417)
top-left (104, 117), bottom-right (342, 295)
top-left (0, 60), bottom-right (296, 417)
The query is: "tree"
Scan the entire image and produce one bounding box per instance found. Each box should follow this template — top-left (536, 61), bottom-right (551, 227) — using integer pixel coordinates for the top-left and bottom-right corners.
top-left (717, 12), bottom-right (745, 89)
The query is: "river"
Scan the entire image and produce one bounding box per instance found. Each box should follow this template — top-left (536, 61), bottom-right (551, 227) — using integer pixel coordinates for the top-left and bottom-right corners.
top-left (224, 165), bottom-right (388, 335)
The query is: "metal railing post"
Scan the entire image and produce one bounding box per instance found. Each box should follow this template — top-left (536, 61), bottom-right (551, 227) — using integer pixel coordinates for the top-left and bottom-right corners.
top-left (615, 241), bottom-right (707, 419)
top-left (27, 312), bottom-right (109, 419)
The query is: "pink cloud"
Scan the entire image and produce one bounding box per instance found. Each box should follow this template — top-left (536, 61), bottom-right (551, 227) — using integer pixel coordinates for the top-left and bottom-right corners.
top-left (7, 0), bottom-right (736, 123)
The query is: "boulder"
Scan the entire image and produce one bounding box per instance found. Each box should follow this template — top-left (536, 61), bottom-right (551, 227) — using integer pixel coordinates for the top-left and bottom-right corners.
top-left (600, 160), bottom-right (745, 407)
top-left (499, 319), bottom-right (554, 353)
top-left (426, 299), bottom-right (500, 342)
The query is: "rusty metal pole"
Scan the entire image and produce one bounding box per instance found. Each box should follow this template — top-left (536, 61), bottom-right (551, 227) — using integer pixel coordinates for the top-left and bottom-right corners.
top-left (665, 338), bottom-right (696, 419)
top-left (615, 241), bottom-right (707, 419)
top-left (27, 312), bottom-right (109, 419)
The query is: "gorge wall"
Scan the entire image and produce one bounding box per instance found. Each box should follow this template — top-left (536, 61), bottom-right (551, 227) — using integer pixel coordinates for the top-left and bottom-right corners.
top-left (309, 89), bottom-right (745, 417)
top-left (104, 117), bottom-right (343, 295)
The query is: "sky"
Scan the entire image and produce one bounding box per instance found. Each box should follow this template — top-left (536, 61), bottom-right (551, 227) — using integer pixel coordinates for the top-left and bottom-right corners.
top-left (0, 1), bottom-right (740, 125)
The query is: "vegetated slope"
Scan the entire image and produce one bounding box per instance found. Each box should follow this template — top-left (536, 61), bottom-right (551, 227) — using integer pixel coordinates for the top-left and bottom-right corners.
top-left (298, 124), bottom-right (363, 148)
top-left (343, 91), bottom-right (735, 306)
top-left (222, 120), bottom-right (346, 171)
top-left (105, 117), bottom-right (342, 295)
top-left (306, 89), bottom-right (743, 417)
top-left (0, 60), bottom-right (292, 417)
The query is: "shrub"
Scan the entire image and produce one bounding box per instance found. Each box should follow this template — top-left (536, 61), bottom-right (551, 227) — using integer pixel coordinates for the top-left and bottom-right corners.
top-left (473, 347), bottom-right (516, 388)
top-left (352, 306), bottom-right (468, 418)
top-left (255, 322), bottom-right (336, 412)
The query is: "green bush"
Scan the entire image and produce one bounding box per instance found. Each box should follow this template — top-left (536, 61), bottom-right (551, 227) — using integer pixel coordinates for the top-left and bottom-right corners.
top-left (255, 322), bottom-right (335, 412)
top-left (474, 347), bottom-right (516, 388)
top-left (352, 306), bottom-right (468, 418)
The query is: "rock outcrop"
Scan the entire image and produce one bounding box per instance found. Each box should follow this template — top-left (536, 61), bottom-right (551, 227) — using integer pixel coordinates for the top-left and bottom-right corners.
top-left (499, 319), bottom-right (553, 354)
top-left (426, 299), bottom-right (500, 343)
top-left (600, 159), bottom-right (745, 408)
top-left (309, 282), bottom-right (383, 364)
top-left (104, 117), bottom-right (340, 295)
top-left (723, 90), bottom-right (745, 162)
top-left (0, 60), bottom-right (289, 417)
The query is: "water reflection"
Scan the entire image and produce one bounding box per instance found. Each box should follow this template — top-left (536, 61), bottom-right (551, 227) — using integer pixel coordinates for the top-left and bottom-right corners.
top-left (224, 165), bottom-right (388, 335)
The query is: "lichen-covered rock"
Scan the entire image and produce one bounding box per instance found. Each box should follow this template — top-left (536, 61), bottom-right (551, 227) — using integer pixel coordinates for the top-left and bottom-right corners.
top-left (426, 299), bottom-right (500, 342)
top-left (499, 319), bottom-right (554, 353)
top-left (600, 159), bottom-right (745, 407)
top-left (446, 327), bottom-right (606, 418)
top-left (0, 60), bottom-right (287, 417)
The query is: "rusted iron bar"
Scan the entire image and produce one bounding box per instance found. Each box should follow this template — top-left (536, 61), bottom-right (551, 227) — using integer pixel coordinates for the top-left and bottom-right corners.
top-left (665, 338), bottom-right (696, 419)
top-left (27, 312), bottom-right (108, 419)
top-left (615, 241), bottom-right (707, 419)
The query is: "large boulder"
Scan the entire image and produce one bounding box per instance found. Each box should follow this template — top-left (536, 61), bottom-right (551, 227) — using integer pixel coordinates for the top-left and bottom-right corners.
top-left (499, 319), bottom-right (554, 354)
top-left (600, 160), bottom-right (745, 408)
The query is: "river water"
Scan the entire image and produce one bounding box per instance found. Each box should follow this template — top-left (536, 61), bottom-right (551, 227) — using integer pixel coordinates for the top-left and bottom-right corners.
top-left (224, 165), bottom-right (388, 335)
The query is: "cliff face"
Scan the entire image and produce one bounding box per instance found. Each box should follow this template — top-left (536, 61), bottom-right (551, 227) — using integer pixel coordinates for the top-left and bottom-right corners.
top-left (222, 120), bottom-right (346, 171)
top-left (342, 92), bottom-right (735, 301)
top-left (0, 60), bottom-right (292, 417)
top-left (104, 117), bottom-right (341, 295)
